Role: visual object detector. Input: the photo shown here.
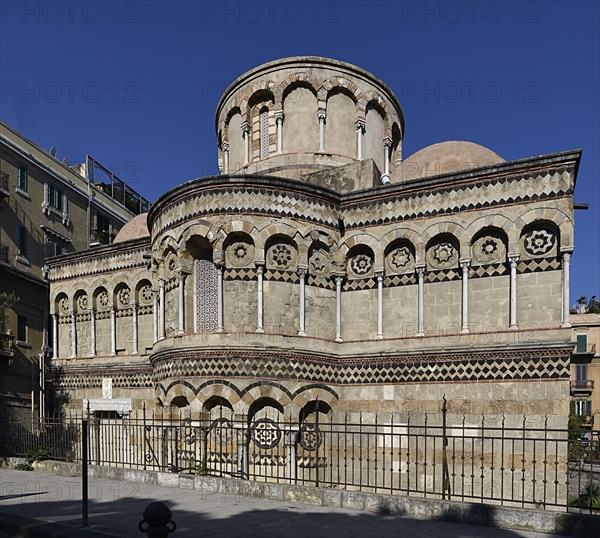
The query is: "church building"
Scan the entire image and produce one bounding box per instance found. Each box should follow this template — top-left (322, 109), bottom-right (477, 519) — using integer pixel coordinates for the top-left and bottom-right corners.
top-left (47, 57), bottom-right (579, 430)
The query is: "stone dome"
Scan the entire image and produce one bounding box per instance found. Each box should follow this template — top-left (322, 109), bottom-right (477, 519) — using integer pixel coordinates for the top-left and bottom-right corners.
top-left (215, 56), bottom-right (404, 183)
top-left (393, 141), bottom-right (505, 182)
top-left (113, 212), bottom-right (149, 243)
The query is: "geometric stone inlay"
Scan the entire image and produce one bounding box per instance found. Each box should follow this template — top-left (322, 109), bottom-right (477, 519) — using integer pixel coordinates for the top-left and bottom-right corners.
top-left (349, 253), bottom-right (373, 277)
top-left (523, 228), bottom-right (556, 257)
top-left (195, 258), bottom-right (218, 333)
top-left (251, 418), bottom-right (281, 449)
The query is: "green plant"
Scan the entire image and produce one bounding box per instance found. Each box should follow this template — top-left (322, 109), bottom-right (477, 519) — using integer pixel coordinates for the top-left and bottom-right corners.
top-left (193, 461), bottom-right (210, 476)
top-left (15, 462), bottom-right (33, 471)
top-left (25, 446), bottom-right (50, 463)
top-left (578, 483), bottom-right (600, 509)
top-left (568, 413), bottom-right (583, 440)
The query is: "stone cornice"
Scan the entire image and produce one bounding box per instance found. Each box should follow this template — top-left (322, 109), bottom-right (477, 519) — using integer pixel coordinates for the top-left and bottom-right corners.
top-left (215, 56), bottom-right (405, 133)
top-left (149, 340), bottom-right (574, 367)
top-left (148, 150), bottom-right (580, 238)
top-left (47, 237), bottom-right (151, 282)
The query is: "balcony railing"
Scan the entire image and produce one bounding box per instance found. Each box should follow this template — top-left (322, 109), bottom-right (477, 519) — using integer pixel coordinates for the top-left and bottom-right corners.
top-left (571, 379), bottom-right (595, 391)
top-left (89, 229), bottom-right (110, 247)
top-left (575, 343), bottom-right (597, 354)
top-left (0, 332), bottom-right (15, 358)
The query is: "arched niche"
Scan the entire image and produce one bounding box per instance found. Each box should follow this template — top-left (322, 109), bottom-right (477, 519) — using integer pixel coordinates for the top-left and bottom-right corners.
top-left (365, 102), bottom-right (386, 171)
top-left (282, 83), bottom-right (318, 153)
top-left (325, 89), bottom-right (356, 156)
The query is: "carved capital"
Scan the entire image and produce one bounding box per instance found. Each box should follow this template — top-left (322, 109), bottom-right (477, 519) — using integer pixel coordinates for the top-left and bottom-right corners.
top-left (355, 118), bottom-right (366, 132)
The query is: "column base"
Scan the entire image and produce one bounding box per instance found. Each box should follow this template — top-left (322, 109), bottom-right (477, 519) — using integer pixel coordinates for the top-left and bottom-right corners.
top-left (561, 322), bottom-right (572, 328)
top-left (377, 334), bottom-right (383, 339)
top-left (461, 327), bottom-right (469, 334)
top-left (417, 331), bottom-right (425, 337)
top-left (217, 328), bottom-right (224, 333)
top-left (509, 324), bottom-right (519, 331)
top-left (335, 337), bottom-right (343, 343)
top-left (298, 331), bottom-right (307, 337)
top-left (256, 328), bottom-right (264, 333)
top-left (176, 330), bottom-right (185, 336)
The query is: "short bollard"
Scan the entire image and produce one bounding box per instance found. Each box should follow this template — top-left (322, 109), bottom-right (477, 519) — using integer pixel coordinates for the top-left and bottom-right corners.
top-left (138, 502), bottom-right (176, 537)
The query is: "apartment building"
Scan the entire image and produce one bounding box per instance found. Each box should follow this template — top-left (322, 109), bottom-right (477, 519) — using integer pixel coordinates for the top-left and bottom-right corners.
top-left (0, 120), bottom-right (149, 418)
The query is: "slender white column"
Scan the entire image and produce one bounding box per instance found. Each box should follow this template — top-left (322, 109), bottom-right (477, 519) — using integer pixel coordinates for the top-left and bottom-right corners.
top-left (298, 267), bottom-right (307, 336)
top-left (159, 278), bottom-right (166, 339)
top-left (417, 266), bottom-right (425, 337)
top-left (275, 111), bottom-right (283, 154)
top-left (222, 142), bottom-right (229, 174)
top-left (256, 265), bottom-right (264, 333)
top-left (376, 271), bottom-right (384, 339)
top-left (217, 265), bottom-right (224, 332)
top-left (335, 276), bottom-right (343, 342)
top-left (356, 120), bottom-right (365, 160)
top-left (70, 311), bottom-right (77, 358)
top-left (90, 309), bottom-right (96, 356)
top-left (152, 291), bottom-right (158, 343)
top-left (110, 306), bottom-right (116, 356)
top-left (561, 251), bottom-right (572, 328)
top-left (383, 137), bottom-right (392, 175)
top-left (132, 303), bottom-right (138, 354)
top-left (460, 260), bottom-right (470, 334)
top-left (52, 314), bottom-right (58, 359)
top-left (318, 111), bottom-right (326, 152)
top-left (509, 256), bottom-right (519, 330)
top-left (242, 121), bottom-right (250, 166)
top-left (177, 272), bottom-right (186, 336)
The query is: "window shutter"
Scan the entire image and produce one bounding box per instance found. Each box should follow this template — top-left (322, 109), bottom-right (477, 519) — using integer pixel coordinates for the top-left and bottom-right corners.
top-left (577, 334), bottom-right (587, 353)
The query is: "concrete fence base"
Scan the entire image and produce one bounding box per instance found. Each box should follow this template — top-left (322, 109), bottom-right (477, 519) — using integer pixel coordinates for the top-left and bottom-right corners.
top-left (3, 458), bottom-right (599, 537)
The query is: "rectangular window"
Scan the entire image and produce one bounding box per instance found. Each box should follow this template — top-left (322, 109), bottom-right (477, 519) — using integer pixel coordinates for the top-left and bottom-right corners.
top-left (574, 399), bottom-right (592, 417)
top-left (45, 239), bottom-right (66, 258)
top-left (94, 213), bottom-right (110, 244)
top-left (576, 334), bottom-right (588, 353)
top-left (17, 226), bottom-right (27, 258)
top-left (17, 315), bottom-right (27, 342)
top-left (17, 166), bottom-right (27, 192)
top-left (576, 364), bottom-right (588, 381)
top-left (47, 183), bottom-right (63, 210)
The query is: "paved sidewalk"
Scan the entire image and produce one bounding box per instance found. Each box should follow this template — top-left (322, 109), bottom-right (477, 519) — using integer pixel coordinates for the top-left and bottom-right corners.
top-left (0, 468), bottom-right (569, 537)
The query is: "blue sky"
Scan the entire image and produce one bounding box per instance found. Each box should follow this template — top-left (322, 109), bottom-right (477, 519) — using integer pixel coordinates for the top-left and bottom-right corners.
top-left (1, 0), bottom-right (598, 301)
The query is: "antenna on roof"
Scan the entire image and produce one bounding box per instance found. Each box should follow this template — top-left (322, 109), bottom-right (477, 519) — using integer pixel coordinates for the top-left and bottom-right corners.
top-left (50, 146), bottom-right (57, 157)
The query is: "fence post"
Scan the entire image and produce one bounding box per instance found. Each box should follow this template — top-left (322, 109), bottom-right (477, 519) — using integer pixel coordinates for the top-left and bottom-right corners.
top-left (82, 416), bottom-right (89, 527)
top-left (238, 426), bottom-right (249, 480)
top-left (285, 429), bottom-right (297, 485)
top-left (442, 395), bottom-right (450, 499)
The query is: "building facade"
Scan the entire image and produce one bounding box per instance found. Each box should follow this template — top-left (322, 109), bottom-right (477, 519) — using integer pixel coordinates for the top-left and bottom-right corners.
top-left (0, 120), bottom-right (148, 418)
top-left (47, 57), bottom-right (579, 434)
top-left (570, 312), bottom-right (600, 429)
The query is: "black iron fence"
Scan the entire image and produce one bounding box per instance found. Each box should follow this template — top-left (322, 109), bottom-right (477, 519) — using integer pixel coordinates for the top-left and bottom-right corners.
top-left (1, 404), bottom-right (599, 514)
